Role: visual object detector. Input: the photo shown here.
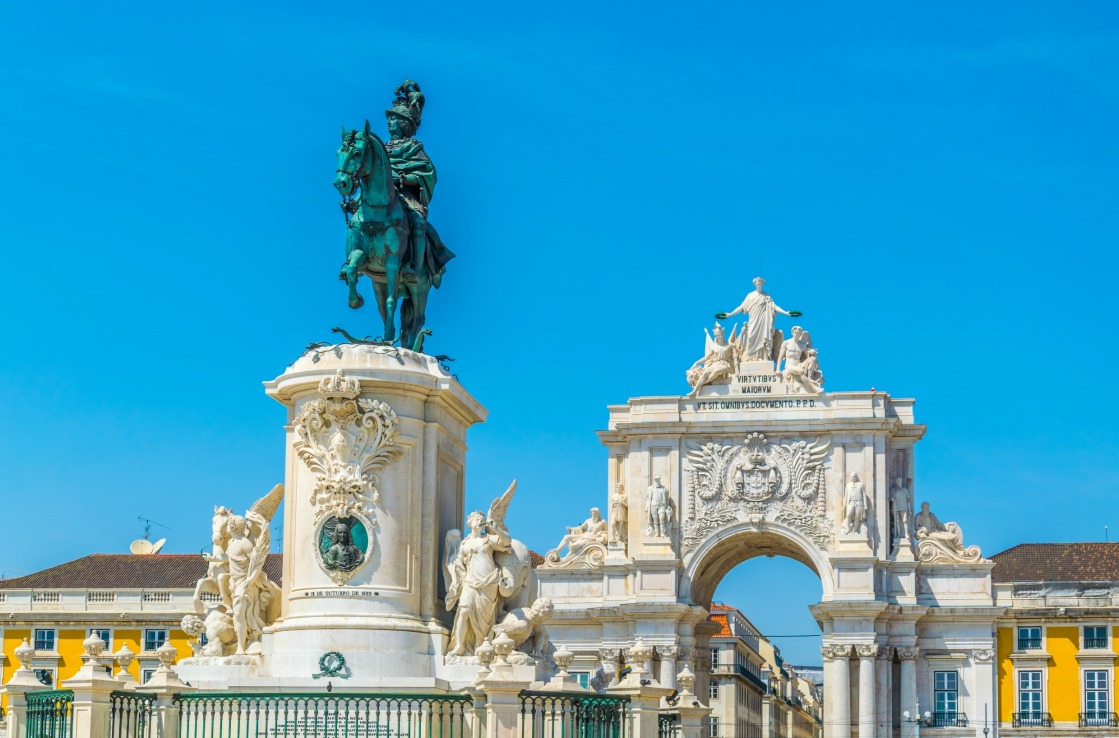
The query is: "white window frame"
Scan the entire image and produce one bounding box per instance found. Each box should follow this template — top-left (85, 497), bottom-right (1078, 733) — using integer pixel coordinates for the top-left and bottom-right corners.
top-left (141, 668), bottom-right (156, 684)
top-left (933, 670), bottom-right (959, 717)
top-left (710, 647), bottom-right (719, 671)
top-left (1017, 625), bottom-right (1044, 651)
top-left (1016, 669), bottom-right (1045, 716)
top-left (1083, 625), bottom-right (1110, 651)
top-left (708, 715), bottom-right (719, 738)
top-left (143, 628), bottom-right (168, 652)
top-left (33, 628), bottom-right (57, 652)
top-left (1083, 668), bottom-right (1111, 717)
top-left (709, 679), bottom-right (719, 700)
top-left (570, 671), bottom-right (590, 689)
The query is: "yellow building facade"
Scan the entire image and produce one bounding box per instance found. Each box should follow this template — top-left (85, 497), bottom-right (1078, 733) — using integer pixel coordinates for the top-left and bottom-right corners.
top-left (993, 543), bottom-right (1119, 736)
top-left (0, 552), bottom-right (281, 716)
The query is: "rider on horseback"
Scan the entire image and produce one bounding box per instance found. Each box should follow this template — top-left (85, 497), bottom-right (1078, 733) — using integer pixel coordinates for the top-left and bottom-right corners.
top-left (384, 81), bottom-right (436, 286)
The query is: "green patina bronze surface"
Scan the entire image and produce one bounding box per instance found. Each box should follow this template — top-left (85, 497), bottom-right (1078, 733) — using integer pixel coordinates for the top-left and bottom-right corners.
top-left (334, 80), bottom-right (454, 352)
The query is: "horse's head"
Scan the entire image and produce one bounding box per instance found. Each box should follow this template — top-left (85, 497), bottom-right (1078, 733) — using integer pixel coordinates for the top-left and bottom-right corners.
top-left (211, 505), bottom-right (231, 547)
top-left (335, 120), bottom-right (383, 198)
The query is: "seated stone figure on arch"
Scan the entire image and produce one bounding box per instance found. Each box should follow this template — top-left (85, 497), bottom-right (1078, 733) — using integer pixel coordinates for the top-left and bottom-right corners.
top-left (776, 326), bottom-right (825, 394)
top-left (686, 322), bottom-right (744, 397)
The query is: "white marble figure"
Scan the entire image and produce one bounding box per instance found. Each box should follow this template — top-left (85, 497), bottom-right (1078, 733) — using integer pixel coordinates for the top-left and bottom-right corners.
top-left (609, 483), bottom-right (628, 546)
top-left (915, 501), bottom-right (983, 562)
top-left (551, 508), bottom-right (608, 560)
top-left (721, 277), bottom-right (792, 362)
top-left (490, 597), bottom-right (554, 657)
top-left (842, 473), bottom-right (867, 535)
top-left (646, 476), bottom-right (674, 538)
top-left (686, 322), bottom-right (742, 396)
top-left (190, 484), bottom-right (283, 657)
top-left (444, 481), bottom-right (536, 657)
top-left (776, 326), bottom-right (824, 394)
top-left (890, 478), bottom-right (912, 541)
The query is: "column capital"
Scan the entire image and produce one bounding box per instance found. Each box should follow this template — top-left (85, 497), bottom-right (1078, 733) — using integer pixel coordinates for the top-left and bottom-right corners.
top-left (897, 646), bottom-right (919, 661)
top-left (876, 645), bottom-right (895, 661)
top-left (821, 644), bottom-right (853, 661)
top-left (855, 644), bottom-right (879, 659)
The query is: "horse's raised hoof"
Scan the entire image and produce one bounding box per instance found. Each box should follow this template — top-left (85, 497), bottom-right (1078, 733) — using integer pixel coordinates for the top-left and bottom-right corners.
top-left (348, 295), bottom-right (365, 309)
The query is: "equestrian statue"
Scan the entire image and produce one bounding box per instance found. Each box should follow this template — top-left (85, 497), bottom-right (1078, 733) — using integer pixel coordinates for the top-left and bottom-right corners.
top-left (334, 80), bottom-right (454, 352)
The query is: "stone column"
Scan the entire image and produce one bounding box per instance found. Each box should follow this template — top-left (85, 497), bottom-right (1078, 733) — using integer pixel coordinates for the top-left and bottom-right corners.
top-left (856, 645), bottom-right (878, 738)
top-left (659, 645), bottom-right (678, 690)
top-left (609, 640), bottom-right (675, 738)
top-left (875, 647), bottom-right (894, 738)
top-left (822, 645), bottom-right (852, 738)
top-left (897, 648), bottom-right (919, 737)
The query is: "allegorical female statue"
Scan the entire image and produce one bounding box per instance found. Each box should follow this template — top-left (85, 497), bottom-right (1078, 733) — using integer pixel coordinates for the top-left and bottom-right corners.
top-left (444, 487), bottom-right (515, 656)
top-left (718, 277), bottom-right (799, 362)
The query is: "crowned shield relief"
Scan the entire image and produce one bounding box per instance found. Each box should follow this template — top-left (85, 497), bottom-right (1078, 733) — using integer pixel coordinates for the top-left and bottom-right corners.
top-left (682, 433), bottom-right (833, 551)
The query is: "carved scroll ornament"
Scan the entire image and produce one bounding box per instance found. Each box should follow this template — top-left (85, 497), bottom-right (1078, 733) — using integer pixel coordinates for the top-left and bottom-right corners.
top-left (293, 369), bottom-right (404, 522)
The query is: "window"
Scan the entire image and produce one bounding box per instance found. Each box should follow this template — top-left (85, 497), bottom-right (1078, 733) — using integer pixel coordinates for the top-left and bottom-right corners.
top-left (1017, 626), bottom-right (1042, 651)
top-left (89, 628), bottom-right (112, 650)
top-left (1018, 670), bottom-right (1043, 715)
top-left (1084, 626), bottom-right (1108, 650)
top-left (934, 671), bottom-right (958, 722)
top-left (33, 629), bottom-right (56, 651)
top-left (144, 629), bottom-right (168, 652)
top-left (709, 679), bottom-right (720, 700)
top-left (1085, 670), bottom-right (1109, 719)
top-left (708, 716), bottom-right (719, 738)
top-left (570, 671), bottom-right (590, 689)
top-left (710, 648), bottom-right (719, 670)
top-left (141, 669), bottom-right (156, 684)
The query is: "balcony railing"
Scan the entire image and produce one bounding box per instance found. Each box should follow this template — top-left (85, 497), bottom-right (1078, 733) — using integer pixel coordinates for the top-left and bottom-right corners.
top-left (1016, 638), bottom-right (1043, 651)
top-left (1012, 712), bottom-right (1053, 728)
top-left (1080, 712), bottom-right (1119, 727)
top-left (1083, 637), bottom-right (1109, 650)
top-left (931, 712), bottom-right (968, 728)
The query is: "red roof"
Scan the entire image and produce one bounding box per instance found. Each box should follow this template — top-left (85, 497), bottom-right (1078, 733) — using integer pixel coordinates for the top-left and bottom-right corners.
top-left (991, 543), bottom-right (1119, 583)
top-left (0, 554), bottom-right (284, 589)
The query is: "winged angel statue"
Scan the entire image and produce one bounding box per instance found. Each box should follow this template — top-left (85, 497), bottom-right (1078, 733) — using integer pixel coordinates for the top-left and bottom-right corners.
top-left (683, 434), bottom-right (832, 550)
top-left (186, 484), bottom-right (284, 657)
top-left (686, 322), bottom-right (746, 396)
top-left (443, 481), bottom-right (538, 657)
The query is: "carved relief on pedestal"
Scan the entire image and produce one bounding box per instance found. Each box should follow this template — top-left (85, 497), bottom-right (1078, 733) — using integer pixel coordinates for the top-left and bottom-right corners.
top-left (914, 502), bottom-right (984, 564)
top-left (294, 369), bottom-right (404, 521)
top-left (682, 433), bottom-right (832, 552)
top-left (293, 369), bottom-right (404, 583)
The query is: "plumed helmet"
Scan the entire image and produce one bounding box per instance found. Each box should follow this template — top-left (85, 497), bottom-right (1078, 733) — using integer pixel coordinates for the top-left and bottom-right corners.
top-left (385, 79), bottom-right (425, 129)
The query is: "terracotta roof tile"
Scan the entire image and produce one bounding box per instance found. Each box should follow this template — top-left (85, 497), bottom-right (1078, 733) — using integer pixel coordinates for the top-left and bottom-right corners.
top-left (991, 543), bottom-right (1119, 583)
top-left (0, 554), bottom-right (284, 590)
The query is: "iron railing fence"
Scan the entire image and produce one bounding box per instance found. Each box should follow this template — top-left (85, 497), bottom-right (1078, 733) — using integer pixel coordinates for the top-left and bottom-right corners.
top-left (1012, 711), bottom-right (1053, 728)
top-left (1083, 637), bottom-right (1109, 649)
top-left (1016, 638), bottom-right (1042, 651)
top-left (1080, 711), bottom-right (1119, 727)
top-left (519, 690), bottom-right (628, 738)
top-left (930, 712), bottom-right (968, 727)
top-left (178, 692), bottom-right (472, 738)
top-left (110, 690), bottom-right (155, 738)
top-left (26, 690), bottom-right (74, 738)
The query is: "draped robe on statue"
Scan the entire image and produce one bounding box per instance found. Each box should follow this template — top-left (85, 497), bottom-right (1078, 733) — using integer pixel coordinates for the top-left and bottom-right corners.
top-left (740, 291), bottom-right (781, 361)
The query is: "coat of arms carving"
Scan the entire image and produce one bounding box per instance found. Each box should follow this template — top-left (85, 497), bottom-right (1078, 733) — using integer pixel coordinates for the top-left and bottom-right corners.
top-left (293, 369), bottom-right (405, 523)
top-left (682, 433), bottom-right (832, 551)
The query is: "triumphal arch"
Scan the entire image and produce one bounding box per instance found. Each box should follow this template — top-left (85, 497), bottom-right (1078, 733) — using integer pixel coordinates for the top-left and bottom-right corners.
top-left (536, 277), bottom-right (998, 737)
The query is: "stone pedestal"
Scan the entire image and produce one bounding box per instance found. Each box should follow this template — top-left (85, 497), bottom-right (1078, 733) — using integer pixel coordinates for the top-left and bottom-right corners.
top-left (260, 345), bottom-right (486, 687)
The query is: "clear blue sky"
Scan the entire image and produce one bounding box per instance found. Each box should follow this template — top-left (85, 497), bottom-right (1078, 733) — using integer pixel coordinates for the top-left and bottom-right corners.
top-left (2, 2), bottom-right (1117, 665)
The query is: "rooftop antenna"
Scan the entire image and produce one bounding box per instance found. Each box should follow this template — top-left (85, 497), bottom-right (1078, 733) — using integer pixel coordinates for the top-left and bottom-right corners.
top-left (131, 515), bottom-right (170, 555)
top-left (1106, 526), bottom-right (1109, 543)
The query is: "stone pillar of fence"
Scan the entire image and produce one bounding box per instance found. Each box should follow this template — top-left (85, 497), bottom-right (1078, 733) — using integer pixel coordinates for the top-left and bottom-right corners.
top-left (671, 665), bottom-right (711, 738)
top-left (137, 643), bottom-right (195, 738)
top-left (609, 639), bottom-right (675, 738)
top-left (2, 638), bottom-right (48, 738)
top-left (475, 635), bottom-right (534, 738)
top-left (61, 634), bottom-right (117, 738)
